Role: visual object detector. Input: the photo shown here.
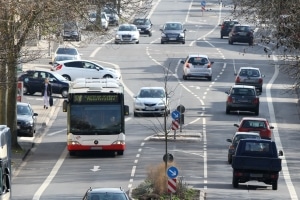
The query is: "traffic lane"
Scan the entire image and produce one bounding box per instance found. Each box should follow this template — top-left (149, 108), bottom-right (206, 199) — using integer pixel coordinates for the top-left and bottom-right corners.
top-left (132, 138), bottom-right (205, 188)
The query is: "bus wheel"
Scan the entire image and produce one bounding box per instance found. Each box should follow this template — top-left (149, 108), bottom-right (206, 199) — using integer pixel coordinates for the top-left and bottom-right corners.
top-left (69, 151), bottom-right (76, 156)
top-left (117, 151), bottom-right (124, 155)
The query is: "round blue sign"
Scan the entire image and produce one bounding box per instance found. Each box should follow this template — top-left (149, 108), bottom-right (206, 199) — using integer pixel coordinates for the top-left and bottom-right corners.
top-left (167, 166), bottom-right (179, 179)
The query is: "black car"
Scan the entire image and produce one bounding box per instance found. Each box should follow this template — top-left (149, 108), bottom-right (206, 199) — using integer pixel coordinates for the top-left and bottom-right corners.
top-left (17, 102), bottom-right (38, 137)
top-left (160, 22), bottom-right (186, 44)
top-left (225, 85), bottom-right (260, 115)
top-left (132, 18), bottom-right (153, 36)
top-left (63, 21), bottom-right (81, 41)
top-left (82, 187), bottom-right (130, 200)
top-left (219, 20), bottom-right (239, 39)
top-left (228, 24), bottom-right (254, 45)
top-left (18, 70), bottom-right (69, 98)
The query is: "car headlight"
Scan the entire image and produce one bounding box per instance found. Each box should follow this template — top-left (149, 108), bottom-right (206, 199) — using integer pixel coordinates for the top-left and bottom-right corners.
top-left (161, 33), bottom-right (166, 37)
top-left (25, 120), bottom-right (34, 126)
top-left (157, 102), bottom-right (164, 106)
top-left (179, 33), bottom-right (185, 37)
top-left (115, 34), bottom-right (120, 39)
top-left (135, 101), bottom-right (144, 106)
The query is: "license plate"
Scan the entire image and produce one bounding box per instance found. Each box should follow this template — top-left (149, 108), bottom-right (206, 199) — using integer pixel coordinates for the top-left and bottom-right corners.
top-left (238, 100), bottom-right (249, 103)
top-left (245, 79), bottom-right (255, 82)
top-left (145, 107), bottom-right (155, 110)
top-left (239, 32), bottom-right (247, 36)
top-left (169, 38), bottom-right (176, 40)
top-left (17, 125), bottom-right (20, 129)
top-left (250, 173), bottom-right (263, 178)
top-left (91, 146), bottom-right (102, 150)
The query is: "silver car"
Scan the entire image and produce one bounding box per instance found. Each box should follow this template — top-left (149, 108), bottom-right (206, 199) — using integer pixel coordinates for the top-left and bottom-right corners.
top-left (133, 87), bottom-right (170, 117)
top-left (235, 67), bottom-right (265, 92)
top-left (181, 54), bottom-right (214, 81)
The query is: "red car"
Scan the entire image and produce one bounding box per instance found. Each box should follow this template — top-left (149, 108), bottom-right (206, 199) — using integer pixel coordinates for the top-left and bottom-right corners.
top-left (234, 117), bottom-right (274, 139)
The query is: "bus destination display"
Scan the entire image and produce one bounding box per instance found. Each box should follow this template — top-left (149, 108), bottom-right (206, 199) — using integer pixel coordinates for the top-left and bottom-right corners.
top-left (73, 94), bottom-right (120, 103)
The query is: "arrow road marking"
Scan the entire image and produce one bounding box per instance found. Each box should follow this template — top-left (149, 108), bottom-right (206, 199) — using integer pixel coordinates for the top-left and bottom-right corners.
top-left (90, 166), bottom-right (101, 172)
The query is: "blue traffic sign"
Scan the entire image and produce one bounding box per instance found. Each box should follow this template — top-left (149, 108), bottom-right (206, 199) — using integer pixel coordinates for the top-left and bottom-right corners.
top-left (171, 110), bottom-right (180, 120)
top-left (167, 166), bottom-right (179, 179)
top-left (201, 0), bottom-right (206, 6)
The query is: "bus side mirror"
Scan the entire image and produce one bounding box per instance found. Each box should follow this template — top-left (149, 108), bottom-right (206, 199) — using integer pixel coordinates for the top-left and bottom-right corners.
top-left (124, 105), bottom-right (129, 116)
top-left (63, 100), bottom-right (68, 112)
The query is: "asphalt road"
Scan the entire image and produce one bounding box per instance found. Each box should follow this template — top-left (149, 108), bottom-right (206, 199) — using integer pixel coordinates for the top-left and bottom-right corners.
top-left (12, 0), bottom-right (300, 199)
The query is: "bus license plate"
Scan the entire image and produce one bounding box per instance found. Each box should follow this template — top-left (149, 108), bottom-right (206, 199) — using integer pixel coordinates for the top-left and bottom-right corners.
top-left (91, 146), bottom-right (102, 150)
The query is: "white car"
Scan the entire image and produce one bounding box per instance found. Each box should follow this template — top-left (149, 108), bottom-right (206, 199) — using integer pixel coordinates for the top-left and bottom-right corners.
top-left (115, 24), bottom-right (140, 44)
top-left (133, 87), bottom-right (170, 117)
top-left (52, 60), bottom-right (121, 81)
top-left (181, 54), bottom-right (214, 81)
top-left (52, 46), bottom-right (81, 63)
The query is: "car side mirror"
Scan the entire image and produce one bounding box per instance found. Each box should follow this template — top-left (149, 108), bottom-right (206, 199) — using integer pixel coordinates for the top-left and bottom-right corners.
top-left (210, 61), bottom-right (214, 64)
top-left (49, 62), bottom-right (53, 65)
top-left (270, 126), bottom-right (274, 129)
top-left (256, 90), bottom-right (261, 96)
top-left (133, 95), bottom-right (137, 98)
top-left (262, 74), bottom-right (265, 77)
top-left (233, 124), bottom-right (239, 128)
top-left (234, 72), bottom-right (237, 76)
top-left (34, 113), bottom-right (38, 116)
top-left (160, 28), bottom-right (163, 31)
top-left (218, 24), bottom-right (221, 26)
top-left (278, 150), bottom-right (283, 156)
top-left (184, 29), bottom-right (187, 32)
top-left (226, 139), bottom-right (232, 143)
top-left (225, 91), bottom-right (229, 94)
top-left (180, 60), bottom-right (184, 64)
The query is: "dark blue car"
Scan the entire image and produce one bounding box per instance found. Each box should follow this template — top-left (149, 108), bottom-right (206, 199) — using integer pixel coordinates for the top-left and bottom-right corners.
top-left (18, 70), bottom-right (70, 98)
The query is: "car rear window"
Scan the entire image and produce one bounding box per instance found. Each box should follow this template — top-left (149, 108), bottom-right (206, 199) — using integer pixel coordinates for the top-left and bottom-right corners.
top-left (234, 26), bottom-right (251, 32)
top-left (239, 69), bottom-right (260, 77)
top-left (231, 88), bottom-right (255, 96)
top-left (242, 120), bottom-right (266, 128)
top-left (223, 21), bottom-right (239, 27)
top-left (188, 57), bottom-right (208, 65)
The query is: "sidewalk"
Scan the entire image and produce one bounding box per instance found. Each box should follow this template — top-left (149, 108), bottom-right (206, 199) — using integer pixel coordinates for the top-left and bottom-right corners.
top-left (12, 95), bottom-right (61, 176)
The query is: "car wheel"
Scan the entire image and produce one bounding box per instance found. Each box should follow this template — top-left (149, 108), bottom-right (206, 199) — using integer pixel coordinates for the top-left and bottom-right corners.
top-left (115, 41), bottom-right (119, 44)
top-left (221, 35), bottom-right (223, 39)
top-left (228, 155), bottom-right (232, 164)
top-left (183, 75), bottom-right (187, 80)
top-left (69, 151), bottom-right (76, 156)
top-left (103, 74), bottom-right (113, 78)
top-left (226, 107), bottom-right (230, 114)
top-left (182, 41), bottom-right (185, 44)
top-left (161, 41), bottom-right (164, 44)
top-left (62, 75), bottom-right (71, 81)
top-left (134, 112), bottom-right (139, 117)
top-left (117, 150), bottom-right (124, 155)
top-left (254, 107), bottom-right (259, 116)
top-left (61, 88), bottom-right (69, 98)
top-left (272, 180), bottom-right (278, 190)
top-left (208, 76), bottom-right (212, 81)
top-left (232, 175), bottom-right (239, 188)
top-left (259, 87), bottom-right (262, 93)
top-left (23, 85), bottom-right (29, 94)
top-left (149, 32), bottom-right (152, 37)
top-left (249, 41), bottom-right (253, 46)
top-left (136, 41), bottom-right (139, 44)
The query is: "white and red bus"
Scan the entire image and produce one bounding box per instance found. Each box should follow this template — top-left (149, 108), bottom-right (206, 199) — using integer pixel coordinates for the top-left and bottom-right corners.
top-left (63, 78), bottom-right (129, 156)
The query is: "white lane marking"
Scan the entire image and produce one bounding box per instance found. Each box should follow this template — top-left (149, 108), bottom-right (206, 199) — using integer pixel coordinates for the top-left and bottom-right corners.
top-left (47, 128), bottom-right (67, 136)
top-left (32, 147), bottom-right (68, 200)
top-left (267, 55), bottom-right (298, 200)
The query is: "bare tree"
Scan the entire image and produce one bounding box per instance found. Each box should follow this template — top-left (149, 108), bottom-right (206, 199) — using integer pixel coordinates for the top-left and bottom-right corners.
top-left (232, 0), bottom-right (300, 92)
top-left (0, 0), bottom-right (152, 149)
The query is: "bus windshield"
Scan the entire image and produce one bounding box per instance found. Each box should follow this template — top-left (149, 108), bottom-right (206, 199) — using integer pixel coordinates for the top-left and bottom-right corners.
top-left (70, 104), bottom-right (122, 135)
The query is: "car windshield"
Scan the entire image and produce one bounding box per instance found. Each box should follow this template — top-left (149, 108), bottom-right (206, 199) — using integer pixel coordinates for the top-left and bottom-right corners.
top-left (89, 192), bottom-right (127, 200)
top-left (119, 25), bottom-right (136, 31)
top-left (56, 48), bottom-right (78, 55)
top-left (233, 135), bottom-right (260, 146)
top-left (231, 88), bottom-right (255, 96)
top-left (242, 120), bottom-right (266, 128)
top-left (239, 69), bottom-right (260, 77)
top-left (138, 89), bottom-right (165, 98)
top-left (133, 19), bottom-right (147, 25)
top-left (164, 23), bottom-right (182, 30)
top-left (188, 57), bottom-right (208, 65)
top-left (17, 105), bottom-right (31, 115)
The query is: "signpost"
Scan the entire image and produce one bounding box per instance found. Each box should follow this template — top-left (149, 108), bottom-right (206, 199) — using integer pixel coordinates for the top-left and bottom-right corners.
top-left (167, 166), bottom-right (178, 194)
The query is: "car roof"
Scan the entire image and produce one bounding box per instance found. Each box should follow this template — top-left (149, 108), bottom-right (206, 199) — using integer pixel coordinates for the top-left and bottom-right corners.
top-left (58, 59), bottom-right (98, 64)
top-left (239, 67), bottom-right (260, 70)
top-left (88, 187), bottom-right (126, 194)
top-left (17, 102), bottom-right (30, 106)
top-left (140, 87), bottom-right (165, 90)
top-left (241, 117), bottom-right (267, 121)
top-left (234, 132), bottom-right (261, 136)
top-left (165, 22), bottom-right (182, 24)
top-left (187, 54), bottom-right (209, 58)
top-left (232, 85), bottom-right (256, 89)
